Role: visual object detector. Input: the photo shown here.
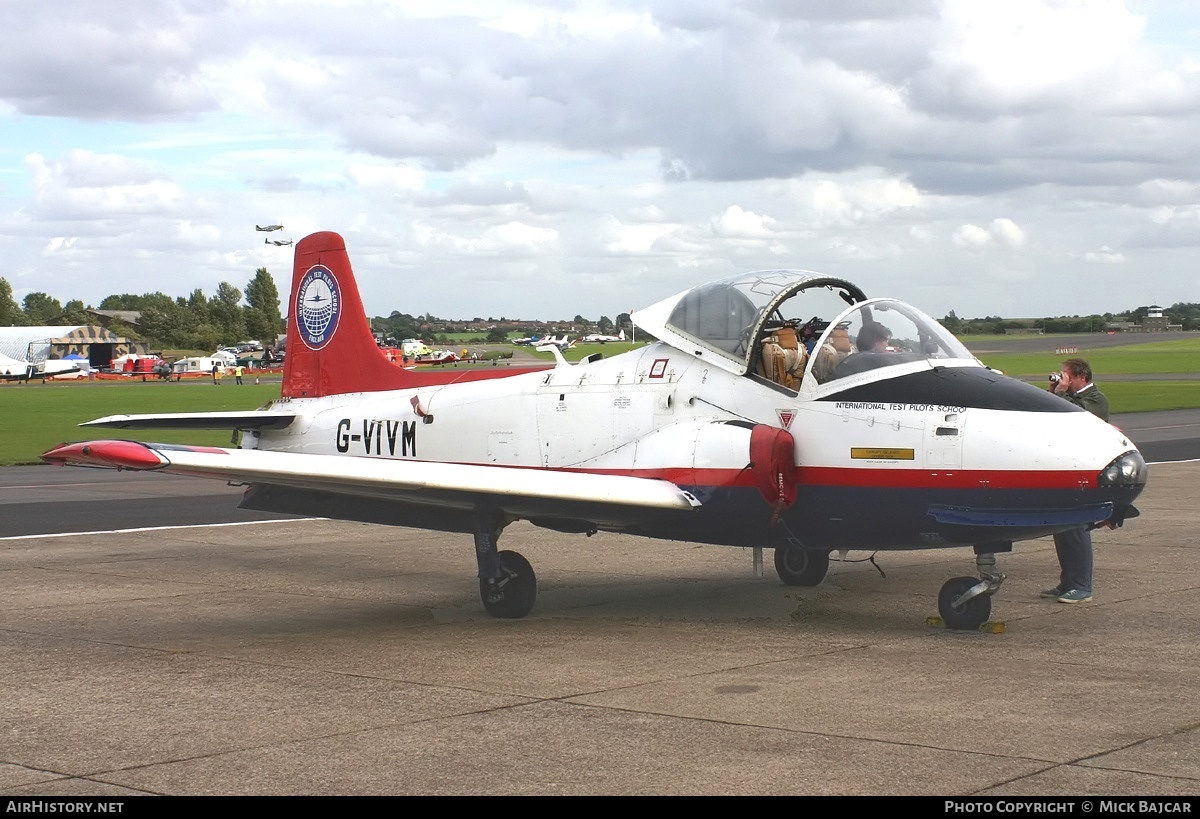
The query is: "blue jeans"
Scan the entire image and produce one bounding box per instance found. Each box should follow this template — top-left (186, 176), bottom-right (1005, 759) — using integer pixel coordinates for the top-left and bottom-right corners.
top-left (1053, 525), bottom-right (1093, 593)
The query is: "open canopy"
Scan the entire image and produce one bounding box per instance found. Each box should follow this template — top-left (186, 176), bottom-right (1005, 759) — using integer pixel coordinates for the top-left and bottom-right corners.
top-left (633, 269), bottom-right (978, 389)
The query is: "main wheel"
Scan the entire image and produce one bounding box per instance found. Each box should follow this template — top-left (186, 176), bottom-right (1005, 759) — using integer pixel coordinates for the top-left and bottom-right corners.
top-left (938, 576), bottom-right (991, 630)
top-left (774, 545), bottom-right (830, 586)
top-left (480, 550), bottom-right (537, 619)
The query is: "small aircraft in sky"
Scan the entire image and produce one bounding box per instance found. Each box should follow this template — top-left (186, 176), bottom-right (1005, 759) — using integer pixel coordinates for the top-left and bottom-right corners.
top-left (266, 237), bottom-right (294, 246)
top-left (43, 231), bottom-right (1147, 630)
top-left (580, 329), bottom-right (626, 343)
top-left (256, 224), bottom-right (284, 232)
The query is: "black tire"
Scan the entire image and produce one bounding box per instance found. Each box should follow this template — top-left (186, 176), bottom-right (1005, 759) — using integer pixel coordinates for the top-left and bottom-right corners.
top-left (774, 545), bottom-right (830, 586)
top-left (938, 576), bottom-right (991, 631)
top-left (480, 550), bottom-right (537, 619)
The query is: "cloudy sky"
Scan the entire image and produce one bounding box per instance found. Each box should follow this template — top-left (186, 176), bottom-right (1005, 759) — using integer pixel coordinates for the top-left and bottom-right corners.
top-left (2, 0), bottom-right (1199, 324)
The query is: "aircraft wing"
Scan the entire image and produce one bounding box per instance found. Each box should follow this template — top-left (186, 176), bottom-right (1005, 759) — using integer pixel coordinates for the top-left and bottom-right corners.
top-left (82, 412), bottom-right (297, 430)
top-left (41, 441), bottom-right (702, 524)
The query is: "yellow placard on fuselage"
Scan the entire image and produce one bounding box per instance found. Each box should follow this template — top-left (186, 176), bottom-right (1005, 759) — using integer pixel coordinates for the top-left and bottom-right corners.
top-left (850, 447), bottom-right (916, 461)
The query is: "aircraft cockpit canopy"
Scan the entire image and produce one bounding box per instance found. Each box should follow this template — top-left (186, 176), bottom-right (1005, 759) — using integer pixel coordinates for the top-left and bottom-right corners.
top-left (808, 298), bottom-right (977, 386)
top-left (632, 270), bottom-right (978, 389)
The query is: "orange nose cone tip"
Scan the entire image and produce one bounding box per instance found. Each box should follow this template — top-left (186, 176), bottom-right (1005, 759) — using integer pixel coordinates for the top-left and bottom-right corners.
top-left (41, 440), bottom-right (165, 469)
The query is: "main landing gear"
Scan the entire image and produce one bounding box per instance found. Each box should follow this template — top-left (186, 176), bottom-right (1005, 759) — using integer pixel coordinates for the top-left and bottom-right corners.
top-left (473, 516), bottom-right (537, 618)
top-left (937, 548), bottom-right (1007, 630)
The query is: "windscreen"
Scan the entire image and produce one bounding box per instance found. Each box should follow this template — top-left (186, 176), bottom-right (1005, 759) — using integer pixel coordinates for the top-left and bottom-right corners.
top-left (807, 298), bottom-right (977, 385)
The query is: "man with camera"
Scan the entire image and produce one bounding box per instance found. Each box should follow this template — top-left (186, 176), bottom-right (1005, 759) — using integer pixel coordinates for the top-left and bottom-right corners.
top-left (1042, 358), bottom-right (1110, 604)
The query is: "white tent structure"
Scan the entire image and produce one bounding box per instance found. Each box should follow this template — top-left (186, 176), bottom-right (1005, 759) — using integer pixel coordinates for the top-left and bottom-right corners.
top-left (0, 325), bottom-right (146, 374)
top-left (0, 350), bottom-right (33, 379)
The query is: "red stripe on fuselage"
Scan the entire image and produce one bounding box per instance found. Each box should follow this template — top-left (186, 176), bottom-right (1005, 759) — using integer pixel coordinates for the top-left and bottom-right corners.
top-left (554, 464), bottom-right (1096, 490)
top-left (793, 465), bottom-right (1095, 490)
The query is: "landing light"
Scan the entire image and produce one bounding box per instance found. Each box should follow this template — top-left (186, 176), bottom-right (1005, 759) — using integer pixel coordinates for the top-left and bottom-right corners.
top-left (1098, 451), bottom-right (1148, 487)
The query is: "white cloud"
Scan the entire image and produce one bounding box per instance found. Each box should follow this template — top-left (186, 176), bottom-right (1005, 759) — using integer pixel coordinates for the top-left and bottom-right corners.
top-left (1083, 245), bottom-right (1127, 263)
top-left (410, 219), bottom-right (557, 256)
top-left (600, 216), bottom-right (682, 255)
top-left (25, 151), bottom-right (183, 220)
top-left (482, 221), bottom-right (558, 254)
top-left (931, 1), bottom-right (1142, 108)
top-left (172, 220), bottom-right (221, 246)
top-left (990, 217), bottom-right (1027, 247)
top-left (1, 1), bottom-right (1199, 320)
top-left (711, 205), bottom-right (775, 238)
top-left (952, 223), bottom-right (993, 248)
top-left (347, 163), bottom-right (426, 192)
top-left (951, 218), bottom-right (1026, 249)
top-left (1138, 178), bottom-right (1200, 205)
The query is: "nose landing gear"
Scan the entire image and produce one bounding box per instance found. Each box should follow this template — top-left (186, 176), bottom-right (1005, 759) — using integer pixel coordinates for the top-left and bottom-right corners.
top-left (937, 550), bottom-right (1006, 631)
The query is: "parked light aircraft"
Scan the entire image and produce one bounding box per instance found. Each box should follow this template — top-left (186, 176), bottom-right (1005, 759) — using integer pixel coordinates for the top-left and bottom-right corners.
top-left (38, 359), bottom-right (85, 379)
top-left (511, 333), bottom-right (572, 348)
top-left (535, 333), bottom-right (574, 351)
top-left (256, 224), bottom-right (284, 232)
top-left (581, 329), bottom-right (625, 343)
top-left (42, 231), bottom-right (1147, 629)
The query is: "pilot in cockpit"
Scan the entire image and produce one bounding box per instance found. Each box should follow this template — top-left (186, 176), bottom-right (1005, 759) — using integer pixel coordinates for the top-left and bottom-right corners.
top-left (855, 322), bottom-right (891, 353)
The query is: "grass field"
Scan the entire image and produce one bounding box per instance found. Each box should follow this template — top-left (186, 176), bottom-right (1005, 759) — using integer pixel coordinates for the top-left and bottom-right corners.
top-left (1, 381), bottom-right (281, 466)
top-left (1084, 380), bottom-right (1200, 413)
top-left (4, 337), bottom-right (1196, 466)
top-left (975, 337), bottom-right (1200, 376)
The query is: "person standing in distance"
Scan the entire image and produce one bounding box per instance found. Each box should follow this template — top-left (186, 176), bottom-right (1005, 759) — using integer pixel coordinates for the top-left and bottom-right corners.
top-left (1042, 357), bottom-right (1110, 604)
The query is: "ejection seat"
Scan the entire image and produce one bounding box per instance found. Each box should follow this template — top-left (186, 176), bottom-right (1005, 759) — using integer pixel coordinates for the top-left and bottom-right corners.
top-left (757, 323), bottom-right (807, 389)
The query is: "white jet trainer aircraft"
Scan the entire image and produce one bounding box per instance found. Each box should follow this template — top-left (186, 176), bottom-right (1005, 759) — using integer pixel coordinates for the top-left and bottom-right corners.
top-left (44, 231), bottom-right (1147, 629)
top-left (581, 329), bottom-right (625, 343)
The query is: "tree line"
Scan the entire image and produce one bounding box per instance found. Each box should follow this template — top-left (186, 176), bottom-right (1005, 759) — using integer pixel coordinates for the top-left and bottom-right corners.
top-left (369, 310), bottom-right (628, 345)
top-left (2, 267), bottom-right (1195, 348)
top-left (941, 303), bottom-right (1200, 334)
top-left (0, 269), bottom-right (283, 351)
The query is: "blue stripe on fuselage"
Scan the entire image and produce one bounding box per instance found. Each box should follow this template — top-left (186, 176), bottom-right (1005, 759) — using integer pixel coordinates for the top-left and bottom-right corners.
top-left (625, 483), bottom-right (1139, 551)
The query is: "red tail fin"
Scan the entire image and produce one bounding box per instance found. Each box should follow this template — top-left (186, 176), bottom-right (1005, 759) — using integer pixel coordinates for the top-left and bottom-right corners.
top-left (282, 232), bottom-right (420, 398)
top-left (282, 231), bottom-right (545, 398)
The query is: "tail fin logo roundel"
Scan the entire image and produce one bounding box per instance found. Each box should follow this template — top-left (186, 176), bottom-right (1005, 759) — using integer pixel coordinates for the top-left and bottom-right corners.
top-left (296, 265), bottom-right (341, 350)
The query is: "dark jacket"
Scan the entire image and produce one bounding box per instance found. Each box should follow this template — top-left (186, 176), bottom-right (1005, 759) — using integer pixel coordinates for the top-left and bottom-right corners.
top-left (1066, 382), bottom-right (1109, 421)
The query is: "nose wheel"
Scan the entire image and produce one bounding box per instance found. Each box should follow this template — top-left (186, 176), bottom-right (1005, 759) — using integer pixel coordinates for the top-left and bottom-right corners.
top-left (938, 576), bottom-right (992, 630)
top-left (774, 544), bottom-right (830, 586)
top-left (937, 551), bottom-right (1006, 630)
